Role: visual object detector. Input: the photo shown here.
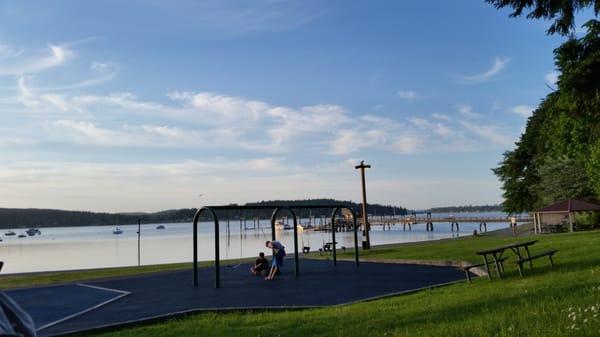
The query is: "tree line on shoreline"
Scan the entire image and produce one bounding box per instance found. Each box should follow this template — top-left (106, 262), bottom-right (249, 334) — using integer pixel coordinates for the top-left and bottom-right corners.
top-left (0, 199), bottom-right (408, 228)
top-left (424, 204), bottom-right (503, 214)
top-left (0, 199), bottom-right (511, 229)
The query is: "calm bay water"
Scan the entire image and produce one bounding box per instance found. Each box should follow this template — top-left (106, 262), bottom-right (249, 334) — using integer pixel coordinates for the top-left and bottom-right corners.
top-left (0, 213), bottom-right (514, 274)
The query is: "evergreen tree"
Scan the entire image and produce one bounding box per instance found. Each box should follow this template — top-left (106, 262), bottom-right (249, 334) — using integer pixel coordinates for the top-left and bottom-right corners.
top-left (489, 1), bottom-right (600, 212)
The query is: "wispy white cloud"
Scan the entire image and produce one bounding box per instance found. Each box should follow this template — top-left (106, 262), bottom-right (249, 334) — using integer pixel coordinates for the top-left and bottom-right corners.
top-left (51, 120), bottom-right (132, 145)
top-left (460, 57), bottom-right (509, 83)
top-left (0, 44), bottom-right (72, 76)
top-left (510, 105), bottom-right (534, 118)
top-left (545, 71), bottom-right (559, 86)
top-left (457, 105), bottom-right (481, 118)
top-left (132, 1), bottom-right (321, 39)
top-left (49, 119), bottom-right (210, 148)
top-left (0, 39), bottom-right (520, 186)
top-left (392, 135), bottom-right (423, 153)
top-left (397, 90), bottom-right (418, 101)
top-left (459, 120), bottom-right (513, 147)
top-left (0, 158), bottom-right (357, 212)
top-left (35, 61), bottom-right (119, 91)
top-left (432, 113), bottom-right (450, 121)
top-left (408, 118), bottom-right (429, 128)
top-left (329, 128), bottom-right (389, 155)
top-left (169, 91), bottom-right (351, 151)
top-left (409, 118), bottom-right (459, 139)
top-left (328, 113), bottom-right (485, 156)
top-left (0, 137), bottom-right (36, 147)
top-left (16, 76), bottom-right (37, 107)
top-left (41, 94), bottom-right (71, 112)
top-left (6, 75), bottom-right (519, 158)
top-left (0, 43), bottom-right (23, 58)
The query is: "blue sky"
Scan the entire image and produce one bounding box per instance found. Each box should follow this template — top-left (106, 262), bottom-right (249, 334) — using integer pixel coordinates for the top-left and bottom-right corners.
top-left (0, 1), bottom-right (578, 212)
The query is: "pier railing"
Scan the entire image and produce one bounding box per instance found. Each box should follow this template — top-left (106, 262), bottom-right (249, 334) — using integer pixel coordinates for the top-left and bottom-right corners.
top-left (366, 216), bottom-right (532, 225)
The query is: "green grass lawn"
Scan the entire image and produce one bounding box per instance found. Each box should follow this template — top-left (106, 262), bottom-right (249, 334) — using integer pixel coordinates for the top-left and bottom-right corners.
top-left (81, 230), bottom-right (599, 337)
top-left (3, 231), bottom-right (599, 336)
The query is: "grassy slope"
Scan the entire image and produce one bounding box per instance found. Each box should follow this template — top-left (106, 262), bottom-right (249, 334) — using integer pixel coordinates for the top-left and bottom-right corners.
top-left (78, 231), bottom-right (600, 337)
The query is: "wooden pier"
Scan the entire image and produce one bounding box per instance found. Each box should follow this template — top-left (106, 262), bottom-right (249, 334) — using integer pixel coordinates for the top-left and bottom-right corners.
top-left (366, 215), bottom-right (532, 232)
top-left (368, 215), bottom-right (532, 225)
top-left (236, 215), bottom-right (532, 234)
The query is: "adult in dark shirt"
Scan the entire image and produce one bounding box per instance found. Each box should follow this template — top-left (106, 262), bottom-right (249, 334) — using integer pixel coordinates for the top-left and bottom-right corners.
top-left (250, 252), bottom-right (269, 276)
top-left (265, 240), bottom-right (286, 280)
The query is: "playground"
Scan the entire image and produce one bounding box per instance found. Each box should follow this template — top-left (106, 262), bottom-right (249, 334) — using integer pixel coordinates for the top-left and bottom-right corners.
top-left (3, 204), bottom-right (598, 337)
top-left (1, 229), bottom-right (598, 337)
top-left (8, 259), bottom-right (465, 336)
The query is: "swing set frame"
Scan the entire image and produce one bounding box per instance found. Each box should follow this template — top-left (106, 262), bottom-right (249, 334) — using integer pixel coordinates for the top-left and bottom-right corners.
top-left (192, 204), bottom-right (360, 288)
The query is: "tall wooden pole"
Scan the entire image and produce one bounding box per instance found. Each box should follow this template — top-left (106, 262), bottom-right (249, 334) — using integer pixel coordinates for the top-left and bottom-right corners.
top-left (355, 160), bottom-right (371, 249)
top-left (137, 219), bottom-right (141, 266)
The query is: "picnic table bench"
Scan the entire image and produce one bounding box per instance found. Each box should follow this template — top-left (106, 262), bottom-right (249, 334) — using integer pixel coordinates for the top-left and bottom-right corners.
top-left (467, 240), bottom-right (559, 281)
top-left (462, 256), bottom-right (508, 283)
top-left (475, 240), bottom-right (538, 280)
top-left (515, 249), bottom-right (558, 277)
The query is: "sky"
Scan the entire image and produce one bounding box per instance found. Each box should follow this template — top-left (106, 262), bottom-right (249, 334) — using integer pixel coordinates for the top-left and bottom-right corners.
top-left (0, 0), bottom-right (582, 212)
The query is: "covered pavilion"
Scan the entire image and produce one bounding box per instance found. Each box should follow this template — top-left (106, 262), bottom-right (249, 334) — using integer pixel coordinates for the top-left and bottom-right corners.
top-left (531, 198), bottom-right (600, 233)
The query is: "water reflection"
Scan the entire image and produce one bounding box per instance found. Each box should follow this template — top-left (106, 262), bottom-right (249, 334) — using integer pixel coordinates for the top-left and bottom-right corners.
top-left (0, 219), bottom-right (508, 274)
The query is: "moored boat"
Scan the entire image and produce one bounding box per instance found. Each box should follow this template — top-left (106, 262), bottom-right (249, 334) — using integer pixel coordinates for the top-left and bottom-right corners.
top-left (275, 220), bottom-right (299, 231)
top-left (26, 228), bottom-right (41, 236)
top-left (113, 215), bottom-right (123, 234)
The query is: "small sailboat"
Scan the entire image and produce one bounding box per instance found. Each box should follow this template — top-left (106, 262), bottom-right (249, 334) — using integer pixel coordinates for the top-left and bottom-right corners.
top-left (156, 225), bottom-right (165, 230)
top-left (18, 233), bottom-right (27, 238)
top-left (112, 214), bottom-right (123, 234)
top-left (5, 231), bottom-right (16, 236)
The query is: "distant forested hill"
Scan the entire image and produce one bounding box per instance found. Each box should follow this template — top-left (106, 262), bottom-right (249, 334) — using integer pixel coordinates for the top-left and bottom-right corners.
top-left (0, 208), bottom-right (197, 228)
top-left (244, 199), bottom-right (407, 218)
top-left (426, 204), bottom-right (503, 213)
top-left (0, 199), bottom-right (407, 228)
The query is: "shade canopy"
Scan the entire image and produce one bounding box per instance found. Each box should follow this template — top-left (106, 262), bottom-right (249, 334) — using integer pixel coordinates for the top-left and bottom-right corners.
top-left (533, 198), bottom-right (600, 213)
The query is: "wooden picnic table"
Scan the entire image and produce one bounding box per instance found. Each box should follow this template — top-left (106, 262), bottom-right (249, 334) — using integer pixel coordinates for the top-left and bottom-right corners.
top-left (476, 240), bottom-right (538, 279)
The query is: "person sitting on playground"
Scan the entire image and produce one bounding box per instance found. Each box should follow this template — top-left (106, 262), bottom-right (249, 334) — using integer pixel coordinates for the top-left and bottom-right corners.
top-left (265, 240), bottom-right (286, 280)
top-left (250, 252), bottom-right (269, 276)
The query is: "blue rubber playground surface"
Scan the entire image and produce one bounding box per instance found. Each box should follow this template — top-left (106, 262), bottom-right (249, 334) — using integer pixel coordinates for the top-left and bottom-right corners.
top-left (5, 259), bottom-right (466, 336)
top-left (7, 283), bottom-right (129, 332)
